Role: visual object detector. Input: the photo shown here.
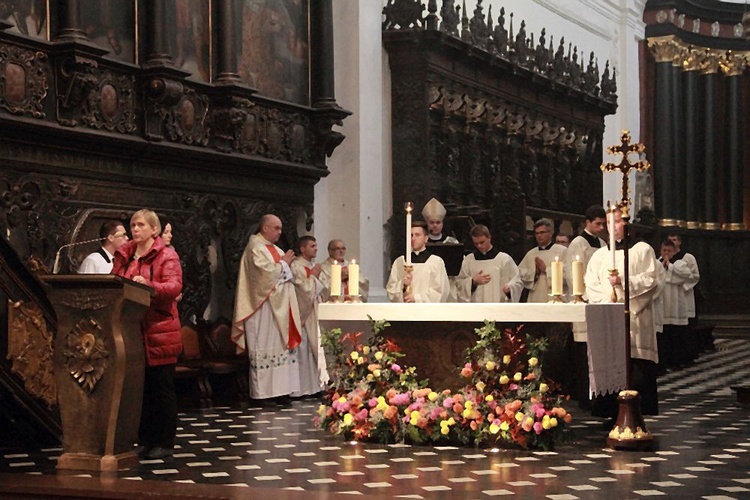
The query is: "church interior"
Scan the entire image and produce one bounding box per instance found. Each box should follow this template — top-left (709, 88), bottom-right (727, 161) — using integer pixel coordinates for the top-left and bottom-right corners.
top-left (1, 0), bottom-right (749, 497)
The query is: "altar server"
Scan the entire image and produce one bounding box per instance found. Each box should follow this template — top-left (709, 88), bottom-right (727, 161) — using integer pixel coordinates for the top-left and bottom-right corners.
top-left (386, 222), bottom-right (450, 303)
top-left (518, 218), bottom-right (568, 303)
top-left (456, 224), bottom-right (522, 303)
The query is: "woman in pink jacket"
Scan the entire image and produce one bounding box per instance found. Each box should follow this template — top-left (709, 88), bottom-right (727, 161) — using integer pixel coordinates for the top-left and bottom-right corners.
top-left (112, 209), bottom-right (183, 459)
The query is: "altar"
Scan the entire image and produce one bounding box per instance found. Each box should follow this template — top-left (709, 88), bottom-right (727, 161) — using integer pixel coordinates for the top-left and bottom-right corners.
top-left (319, 303), bottom-right (626, 395)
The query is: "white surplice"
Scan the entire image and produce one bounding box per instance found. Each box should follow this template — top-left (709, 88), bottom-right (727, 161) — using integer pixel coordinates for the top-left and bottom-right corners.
top-left (386, 253), bottom-right (450, 303)
top-left (518, 244), bottom-right (568, 303)
top-left (455, 249), bottom-right (523, 303)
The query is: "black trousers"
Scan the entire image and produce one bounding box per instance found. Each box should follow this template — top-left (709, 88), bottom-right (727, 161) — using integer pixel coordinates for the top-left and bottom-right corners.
top-left (139, 363), bottom-right (177, 449)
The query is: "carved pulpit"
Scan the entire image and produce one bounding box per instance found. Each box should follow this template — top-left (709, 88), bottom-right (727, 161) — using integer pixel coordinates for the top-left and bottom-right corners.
top-left (42, 275), bottom-right (151, 472)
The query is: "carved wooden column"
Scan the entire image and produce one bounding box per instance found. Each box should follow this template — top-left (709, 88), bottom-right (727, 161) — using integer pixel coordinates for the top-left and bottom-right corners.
top-left (214, 0), bottom-right (241, 85)
top-left (143, 0), bottom-right (172, 67)
top-left (683, 53), bottom-right (700, 229)
top-left (648, 37), bottom-right (678, 227)
top-left (701, 55), bottom-right (720, 230)
top-left (55, 0), bottom-right (87, 41)
top-left (671, 55), bottom-right (685, 227)
top-left (722, 54), bottom-right (745, 231)
top-left (310, 0), bottom-right (336, 107)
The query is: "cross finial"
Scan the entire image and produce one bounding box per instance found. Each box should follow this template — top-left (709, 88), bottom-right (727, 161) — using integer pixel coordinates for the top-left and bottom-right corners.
top-left (600, 130), bottom-right (651, 219)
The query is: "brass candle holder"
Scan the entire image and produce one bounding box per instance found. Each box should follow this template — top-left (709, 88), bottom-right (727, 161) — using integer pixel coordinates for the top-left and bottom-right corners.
top-left (570, 294), bottom-right (586, 304)
top-left (403, 264), bottom-right (413, 297)
top-left (327, 293), bottom-right (343, 303)
top-left (608, 268), bottom-right (620, 303)
top-left (345, 294), bottom-right (363, 303)
top-left (547, 293), bottom-right (564, 303)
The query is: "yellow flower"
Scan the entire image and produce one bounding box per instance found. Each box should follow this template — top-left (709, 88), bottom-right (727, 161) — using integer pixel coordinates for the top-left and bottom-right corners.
top-left (428, 391), bottom-right (438, 402)
top-left (447, 417), bottom-right (455, 426)
top-left (490, 423), bottom-right (500, 434)
top-left (515, 412), bottom-right (524, 422)
top-left (500, 421), bottom-right (510, 431)
top-left (485, 361), bottom-right (496, 371)
top-left (410, 410), bottom-right (420, 421)
top-left (462, 408), bottom-right (473, 419)
top-left (539, 383), bottom-right (549, 393)
top-left (475, 381), bottom-right (486, 392)
top-left (440, 420), bottom-right (449, 428)
top-left (513, 372), bottom-right (522, 382)
top-left (338, 396), bottom-right (347, 404)
top-left (550, 417), bottom-right (558, 428)
top-left (542, 415), bottom-right (551, 430)
top-left (465, 401), bottom-right (473, 410)
top-left (441, 426), bottom-right (450, 435)
top-left (528, 357), bottom-right (538, 367)
top-left (362, 346), bottom-right (371, 355)
top-left (373, 369), bottom-right (381, 377)
top-left (503, 355), bottom-right (511, 364)
top-left (318, 404), bottom-right (326, 416)
top-left (350, 351), bottom-right (359, 360)
top-left (500, 375), bottom-right (510, 385)
top-left (485, 395), bottom-right (494, 402)
top-left (366, 374), bottom-right (374, 381)
top-left (375, 351), bottom-right (384, 361)
top-left (343, 413), bottom-right (354, 426)
top-left (357, 357), bottom-right (365, 365)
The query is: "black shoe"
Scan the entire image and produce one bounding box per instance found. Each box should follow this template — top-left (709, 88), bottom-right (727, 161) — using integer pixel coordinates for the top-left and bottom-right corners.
top-left (134, 444), bottom-right (150, 456)
top-left (145, 447), bottom-right (174, 459)
top-left (274, 395), bottom-right (292, 406)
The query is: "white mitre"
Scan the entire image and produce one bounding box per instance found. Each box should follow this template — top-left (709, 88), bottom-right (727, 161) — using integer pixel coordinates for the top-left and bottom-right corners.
top-left (422, 198), bottom-right (447, 221)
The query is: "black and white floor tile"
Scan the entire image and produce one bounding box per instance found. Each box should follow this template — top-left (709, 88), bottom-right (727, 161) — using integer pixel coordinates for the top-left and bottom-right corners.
top-left (2, 339), bottom-right (750, 499)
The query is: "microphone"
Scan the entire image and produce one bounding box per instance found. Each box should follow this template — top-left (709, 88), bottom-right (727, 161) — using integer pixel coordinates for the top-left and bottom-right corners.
top-left (52, 231), bottom-right (126, 274)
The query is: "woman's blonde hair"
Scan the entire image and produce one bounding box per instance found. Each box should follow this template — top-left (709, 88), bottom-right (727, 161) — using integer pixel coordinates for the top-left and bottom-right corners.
top-left (131, 209), bottom-right (161, 235)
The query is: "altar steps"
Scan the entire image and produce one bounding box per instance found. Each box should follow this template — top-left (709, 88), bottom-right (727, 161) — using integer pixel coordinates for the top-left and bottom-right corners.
top-left (700, 314), bottom-right (750, 339)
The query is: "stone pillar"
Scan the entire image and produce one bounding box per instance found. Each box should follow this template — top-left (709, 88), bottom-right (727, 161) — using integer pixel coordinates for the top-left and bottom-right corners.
top-left (215, 0), bottom-right (241, 85)
top-left (701, 55), bottom-right (720, 230)
top-left (143, 0), bottom-right (172, 66)
top-left (722, 54), bottom-right (745, 231)
top-left (310, 0), bottom-right (336, 107)
top-left (55, 0), bottom-right (87, 41)
top-left (648, 37), bottom-right (678, 227)
top-left (670, 57), bottom-right (685, 227)
top-left (683, 56), bottom-right (700, 229)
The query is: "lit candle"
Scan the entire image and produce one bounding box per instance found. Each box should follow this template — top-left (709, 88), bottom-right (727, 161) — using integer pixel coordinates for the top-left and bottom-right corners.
top-left (405, 202), bottom-right (413, 266)
top-left (550, 256), bottom-right (563, 295)
top-left (608, 203), bottom-right (617, 269)
top-left (348, 259), bottom-right (359, 296)
top-left (330, 260), bottom-right (342, 297)
top-left (572, 255), bottom-right (584, 296)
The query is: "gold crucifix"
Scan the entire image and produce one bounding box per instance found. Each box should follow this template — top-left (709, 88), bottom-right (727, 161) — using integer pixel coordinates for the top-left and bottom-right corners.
top-left (600, 130), bottom-right (651, 219)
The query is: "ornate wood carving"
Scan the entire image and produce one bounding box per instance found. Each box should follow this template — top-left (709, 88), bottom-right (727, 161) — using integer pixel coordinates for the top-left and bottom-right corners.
top-left (0, 42), bottom-right (48, 118)
top-left (7, 299), bottom-right (56, 408)
top-left (62, 317), bottom-right (108, 394)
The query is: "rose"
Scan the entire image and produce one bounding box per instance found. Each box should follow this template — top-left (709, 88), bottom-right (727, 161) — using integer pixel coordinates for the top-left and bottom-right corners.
top-left (528, 357), bottom-right (538, 367)
top-left (373, 369), bottom-right (381, 377)
top-left (513, 372), bottom-right (522, 382)
top-left (343, 413), bottom-right (354, 426)
top-left (350, 351), bottom-right (359, 360)
top-left (475, 381), bottom-right (486, 392)
top-left (362, 346), bottom-right (371, 355)
top-left (428, 391), bottom-right (438, 402)
top-left (539, 383), bottom-right (548, 393)
top-left (499, 375), bottom-right (510, 385)
top-left (485, 361), bottom-right (497, 371)
top-left (375, 351), bottom-right (384, 361)
top-left (500, 421), bottom-right (510, 431)
top-left (503, 355), bottom-right (511, 364)
top-left (490, 423), bottom-right (501, 434)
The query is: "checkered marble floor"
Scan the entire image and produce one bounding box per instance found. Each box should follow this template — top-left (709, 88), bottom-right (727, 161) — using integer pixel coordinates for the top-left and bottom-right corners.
top-left (2, 339), bottom-right (750, 499)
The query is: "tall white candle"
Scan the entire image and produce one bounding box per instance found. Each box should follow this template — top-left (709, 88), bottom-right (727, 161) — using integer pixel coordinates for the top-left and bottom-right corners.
top-left (609, 204), bottom-right (617, 269)
top-left (405, 202), bottom-right (413, 265)
top-left (348, 260), bottom-right (359, 296)
top-left (572, 255), bottom-right (584, 296)
top-left (550, 256), bottom-right (563, 295)
top-left (330, 261), bottom-right (342, 297)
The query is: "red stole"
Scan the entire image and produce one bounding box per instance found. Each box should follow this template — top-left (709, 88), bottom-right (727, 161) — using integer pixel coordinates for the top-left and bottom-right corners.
top-left (265, 244), bottom-right (301, 350)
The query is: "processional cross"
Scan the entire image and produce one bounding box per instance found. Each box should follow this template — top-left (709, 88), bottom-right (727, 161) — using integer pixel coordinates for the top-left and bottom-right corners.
top-left (599, 130), bottom-right (654, 451)
top-left (600, 130), bottom-right (651, 218)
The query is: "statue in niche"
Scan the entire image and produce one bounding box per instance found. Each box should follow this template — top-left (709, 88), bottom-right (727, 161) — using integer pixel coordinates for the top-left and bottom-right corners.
top-left (439, 0), bottom-right (460, 35)
top-left (493, 7), bottom-right (508, 55)
top-left (240, 0), bottom-right (310, 105)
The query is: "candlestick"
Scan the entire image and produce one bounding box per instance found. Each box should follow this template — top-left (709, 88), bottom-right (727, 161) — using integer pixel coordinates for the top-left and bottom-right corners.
top-left (405, 202), bottom-right (413, 265)
top-left (572, 255), bottom-right (584, 296)
top-left (330, 260), bottom-right (342, 299)
top-left (550, 256), bottom-right (563, 295)
top-left (348, 259), bottom-right (359, 296)
top-left (608, 202), bottom-right (617, 269)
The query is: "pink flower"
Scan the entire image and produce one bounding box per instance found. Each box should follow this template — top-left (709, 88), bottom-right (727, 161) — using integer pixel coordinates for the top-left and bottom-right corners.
top-left (429, 407), bottom-right (442, 420)
top-left (533, 421), bottom-right (543, 434)
top-left (355, 408), bottom-right (369, 422)
top-left (391, 364), bottom-right (402, 373)
top-left (509, 384), bottom-right (519, 390)
top-left (443, 397), bottom-right (454, 408)
top-left (368, 398), bottom-right (378, 408)
top-left (389, 392), bottom-right (411, 406)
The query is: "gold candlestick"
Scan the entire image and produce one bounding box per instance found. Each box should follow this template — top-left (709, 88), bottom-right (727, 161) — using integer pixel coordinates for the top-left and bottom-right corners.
top-left (403, 264), bottom-right (413, 297)
top-left (608, 268), bottom-right (619, 303)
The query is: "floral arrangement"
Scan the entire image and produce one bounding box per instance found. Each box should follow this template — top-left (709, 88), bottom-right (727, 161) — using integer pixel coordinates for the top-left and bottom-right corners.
top-left (316, 319), bottom-right (572, 450)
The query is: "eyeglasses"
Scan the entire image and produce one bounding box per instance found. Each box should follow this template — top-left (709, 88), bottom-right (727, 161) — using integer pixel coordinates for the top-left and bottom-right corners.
top-left (332, 246), bottom-right (346, 251)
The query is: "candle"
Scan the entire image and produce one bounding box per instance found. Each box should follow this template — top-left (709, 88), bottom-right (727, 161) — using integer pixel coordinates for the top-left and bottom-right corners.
top-left (608, 203), bottom-right (617, 269)
top-left (405, 202), bottom-right (413, 265)
top-left (348, 259), bottom-right (359, 296)
top-left (572, 255), bottom-right (584, 296)
top-left (330, 260), bottom-right (342, 297)
top-left (550, 256), bottom-right (563, 295)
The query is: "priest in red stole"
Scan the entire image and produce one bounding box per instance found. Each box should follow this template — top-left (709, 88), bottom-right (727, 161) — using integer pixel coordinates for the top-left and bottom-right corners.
top-left (232, 214), bottom-right (302, 402)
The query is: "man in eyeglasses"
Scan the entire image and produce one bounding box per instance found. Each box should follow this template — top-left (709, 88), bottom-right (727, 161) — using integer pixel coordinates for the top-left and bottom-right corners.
top-left (319, 239), bottom-right (369, 302)
top-left (517, 218), bottom-right (568, 303)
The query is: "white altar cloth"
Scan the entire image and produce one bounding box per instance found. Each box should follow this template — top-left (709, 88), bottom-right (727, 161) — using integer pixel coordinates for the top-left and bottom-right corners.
top-left (319, 302), bottom-right (626, 397)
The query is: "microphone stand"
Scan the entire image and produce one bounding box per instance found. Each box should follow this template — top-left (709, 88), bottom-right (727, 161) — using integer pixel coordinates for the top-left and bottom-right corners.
top-left (52, 236), bottom-right (106, 274)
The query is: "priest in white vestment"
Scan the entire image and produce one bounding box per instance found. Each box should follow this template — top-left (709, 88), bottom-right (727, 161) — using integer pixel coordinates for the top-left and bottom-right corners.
top-left (319, 239), bottom-right (369, 302)
top-left (518, 218), bottom-right (568, 303)
top-left (667, 232), bottom-right (702, 361)
top-left (232, 214), bottom-right (302, 402)
top-left (291, 236), bottom-right (329, 396)
top-left (387, 222), bottom-right (450, 303)
top-left (585, 208), bottom-right (660, 414)
top-left (456, 224), bottom-right (522, 303)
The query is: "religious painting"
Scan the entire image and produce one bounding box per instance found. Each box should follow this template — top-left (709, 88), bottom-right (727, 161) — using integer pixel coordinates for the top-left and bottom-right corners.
top-left (0, 0), bottom-right (47, 40)
top-left (239, 0), bottom-right (310, 105)
top-left (165, 0), bottom-right (211, 82)
top-left (80, 0), bottom-right (136, 63)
